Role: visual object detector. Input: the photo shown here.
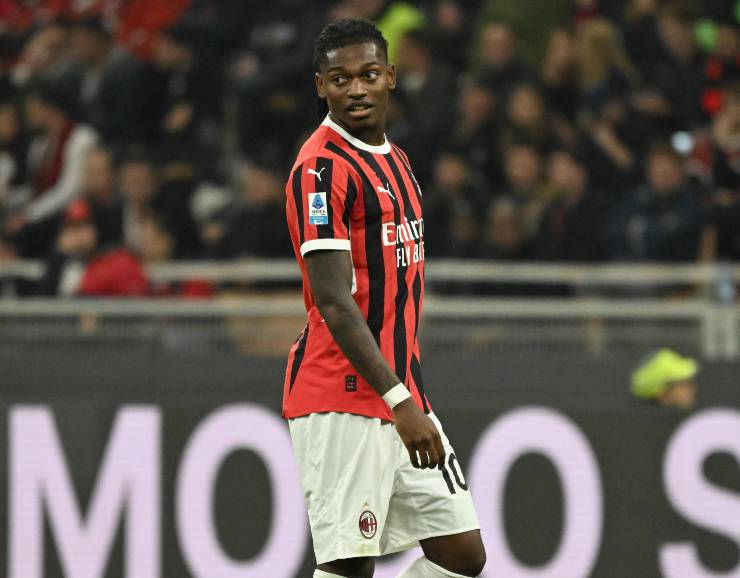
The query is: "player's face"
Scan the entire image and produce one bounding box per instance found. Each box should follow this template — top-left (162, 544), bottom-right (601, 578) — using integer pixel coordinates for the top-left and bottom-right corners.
top-left (316, 42), bottom-right (395, 144)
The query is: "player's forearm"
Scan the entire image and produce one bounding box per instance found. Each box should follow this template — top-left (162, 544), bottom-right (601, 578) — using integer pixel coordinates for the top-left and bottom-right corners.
top-left (305, 250), bottom-right (400, 397)
top-left (318, 297), bottom-right (400, 397)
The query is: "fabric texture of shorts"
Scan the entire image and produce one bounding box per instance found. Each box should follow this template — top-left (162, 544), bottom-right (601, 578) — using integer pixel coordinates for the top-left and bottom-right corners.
top-left (289, 411), bottom-right (480, 565)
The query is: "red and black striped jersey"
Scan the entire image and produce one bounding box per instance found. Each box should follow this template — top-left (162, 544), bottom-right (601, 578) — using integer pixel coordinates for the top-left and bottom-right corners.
top-left (283, 115), bottom-right (429, 421)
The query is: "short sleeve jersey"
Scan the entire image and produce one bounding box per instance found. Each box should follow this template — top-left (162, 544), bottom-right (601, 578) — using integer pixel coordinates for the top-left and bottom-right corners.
top-left (283, 115), bottom-right (429, 421)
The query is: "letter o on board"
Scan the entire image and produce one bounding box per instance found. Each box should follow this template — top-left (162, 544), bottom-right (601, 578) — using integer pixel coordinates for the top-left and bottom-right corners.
top-left (176, 404), bottom-right (308, 578)
top-left (469, 407), bottom-right (603, 578)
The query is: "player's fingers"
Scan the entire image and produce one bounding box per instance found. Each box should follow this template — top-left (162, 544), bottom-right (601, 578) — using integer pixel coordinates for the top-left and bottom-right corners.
top-left (427, 442), bottom-right (440, 469)
top-left (434, 435), bottom-right (446, 470)
top-left (418, 444), bottom-right (430, 469)
top-left (408, 447), bottom-right (420, 469)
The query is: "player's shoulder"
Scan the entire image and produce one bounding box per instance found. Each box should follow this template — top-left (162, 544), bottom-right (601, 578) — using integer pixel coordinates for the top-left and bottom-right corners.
top-left (292, 125), bottom-right (356, 176)
top-left (388, 141), bottom-right (411, 165)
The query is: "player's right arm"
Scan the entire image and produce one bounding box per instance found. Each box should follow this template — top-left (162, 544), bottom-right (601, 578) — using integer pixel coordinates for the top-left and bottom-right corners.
top-left (305, 248), bottom-right (445, 470)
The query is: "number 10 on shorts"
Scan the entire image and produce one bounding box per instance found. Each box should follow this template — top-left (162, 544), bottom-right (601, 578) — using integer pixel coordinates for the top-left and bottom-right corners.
top-left (441, 453), bottom-right (468, 494)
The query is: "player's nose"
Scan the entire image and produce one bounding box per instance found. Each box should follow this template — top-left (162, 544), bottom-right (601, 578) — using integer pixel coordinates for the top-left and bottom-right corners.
top-left (347, 77), bottom-right (367, 97)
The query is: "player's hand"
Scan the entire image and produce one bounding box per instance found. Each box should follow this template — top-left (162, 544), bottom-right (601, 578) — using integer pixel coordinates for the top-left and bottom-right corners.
top-left (392, 398), bottom-right (445, 470)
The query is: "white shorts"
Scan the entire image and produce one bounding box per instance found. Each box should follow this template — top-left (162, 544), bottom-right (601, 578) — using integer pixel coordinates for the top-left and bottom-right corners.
top-left (289, 411), bottom-right (480, 565)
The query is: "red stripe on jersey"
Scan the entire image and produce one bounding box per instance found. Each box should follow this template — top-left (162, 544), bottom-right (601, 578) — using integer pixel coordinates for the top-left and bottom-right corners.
top-left (283, 118), bottom-right (429, 420)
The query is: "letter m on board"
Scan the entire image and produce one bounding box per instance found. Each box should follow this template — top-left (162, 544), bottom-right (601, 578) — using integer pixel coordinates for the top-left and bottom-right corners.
top-left (8, 406), bottom-right (161, 578)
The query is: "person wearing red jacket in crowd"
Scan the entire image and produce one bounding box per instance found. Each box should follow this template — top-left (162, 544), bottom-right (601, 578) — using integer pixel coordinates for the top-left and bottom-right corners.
top-left (36, 198), bottom-right (148, 297)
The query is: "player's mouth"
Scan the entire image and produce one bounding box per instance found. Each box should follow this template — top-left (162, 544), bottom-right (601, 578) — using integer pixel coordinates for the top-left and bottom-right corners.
top-left (346, 102), bottom-right (373, 118)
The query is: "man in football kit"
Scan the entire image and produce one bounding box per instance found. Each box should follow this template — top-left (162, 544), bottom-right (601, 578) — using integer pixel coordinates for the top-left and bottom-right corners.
top-left (283, 19), bottom-right (486, 578)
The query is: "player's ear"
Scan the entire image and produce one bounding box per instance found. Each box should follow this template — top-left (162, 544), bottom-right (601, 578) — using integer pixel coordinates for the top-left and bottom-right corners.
top-left (386, 63), bottom-right (396, 90)
top-left (315, 72), bottom-right (327, 98)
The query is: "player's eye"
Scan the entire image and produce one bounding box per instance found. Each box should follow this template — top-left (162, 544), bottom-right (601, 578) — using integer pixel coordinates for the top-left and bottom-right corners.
top-left (365, 70), bottom-right (379, 79)
top-left (332, 76), bottom-right (347, 85)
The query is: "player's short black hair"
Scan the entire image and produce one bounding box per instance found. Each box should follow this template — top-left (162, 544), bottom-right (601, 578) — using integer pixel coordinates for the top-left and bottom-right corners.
top-left (312, 18), bottom-right (389, 71)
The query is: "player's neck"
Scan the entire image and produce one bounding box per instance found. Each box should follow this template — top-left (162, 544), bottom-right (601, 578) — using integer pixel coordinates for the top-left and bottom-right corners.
top-left (328, 113), bottom-right (386, 146)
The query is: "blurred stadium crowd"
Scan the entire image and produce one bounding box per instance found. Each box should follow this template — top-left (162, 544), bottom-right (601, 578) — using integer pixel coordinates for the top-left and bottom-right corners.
top-left (0, 0), bottom-right (738, 298)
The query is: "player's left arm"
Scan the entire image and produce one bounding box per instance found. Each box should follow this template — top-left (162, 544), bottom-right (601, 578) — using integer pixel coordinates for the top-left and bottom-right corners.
top-left (305, 249), bottom-right (445, 470)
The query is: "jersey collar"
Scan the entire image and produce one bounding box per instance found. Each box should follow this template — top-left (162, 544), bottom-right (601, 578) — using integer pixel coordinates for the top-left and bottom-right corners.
top-left (322, 114), bottom-right (391, 154)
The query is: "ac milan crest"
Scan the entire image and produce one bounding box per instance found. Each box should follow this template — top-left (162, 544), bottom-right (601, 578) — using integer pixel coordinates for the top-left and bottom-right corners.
top-left (358, 510), bottom-right (378, 539)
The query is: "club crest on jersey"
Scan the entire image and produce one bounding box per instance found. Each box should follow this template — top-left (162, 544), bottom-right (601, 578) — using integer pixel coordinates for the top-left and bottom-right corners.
top-left (359, 510), bottom-right (378, 539)
top-left (308, 192), bottom-right (328, 225)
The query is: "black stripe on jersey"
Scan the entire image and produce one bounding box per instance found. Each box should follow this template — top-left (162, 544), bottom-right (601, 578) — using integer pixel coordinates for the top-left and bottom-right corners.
top-left (353, 147), bottom-right (408, 382)
top-left (410, 353), bottom-right (429, 414)
top-left (315, 157), bottom-right (334, 239)
top-left (385, 152), bottom-right (418, 225)
top-left (289, 324), bottom-right (309, 392)
top-left (343, 175), bottom-right (358, 230)
top-left (392, 144), bottom-right (422, 201)
top-left (386, 152), bottom-right (420, 382)
top-left (325, 142), bottom-right (385, 346)
top-left (412, 270), bottom-right (422, 339)
top-left (291, 166), bottom-right (305, 245)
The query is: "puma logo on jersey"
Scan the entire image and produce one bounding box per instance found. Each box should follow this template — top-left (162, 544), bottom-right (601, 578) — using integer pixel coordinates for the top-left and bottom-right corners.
top-left (307, 167), bottom-right (326, 182)
top-left (377, 184), bottom-right (395, 200)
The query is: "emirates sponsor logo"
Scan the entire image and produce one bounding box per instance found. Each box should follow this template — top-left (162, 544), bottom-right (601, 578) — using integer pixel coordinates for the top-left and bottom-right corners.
top-left (382, 218), bottom-right (424, 246)
top-left (382, 218), bottom-right (425, 267)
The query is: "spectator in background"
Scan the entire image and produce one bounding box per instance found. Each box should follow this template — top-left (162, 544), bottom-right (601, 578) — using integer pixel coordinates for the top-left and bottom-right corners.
top-left (475, 22), bottom-right (531, 98)
top-left (441, 199), bottom-right (481, 259)
top-left (393, 29), bottom-right (456, 179)
top-left (576, 93), bottom-right (642, 194)
top-left (630, 348), bottom-right (698, 410)
top-left (425, 0), bottom-right (470, 71)
top-left (115, 0), bottom-right (191, 61)
top-left (608, 143), bottom-right (705, 262)
top-left (36, 198), bottom-right (148, 297)
top-left (620, 0), bottom-right (661, 66)
top-left (498, 143), bottom-right (552, 240)
top-left (119, 153), bottom-right (159, 255)
top-left (428, 195), bottom-right (482, 295)
top-left (0, 97), bottom-right (30, 211)
top-left (478, 0), bottom-right (572, 67)
top-left (448, 81), bottom-right (500, 186)
top-left (155, 162), bottom-right (202, 258)
top-left (189, 182), bottom-right (234, 259)
top-left (575, 14), bottom-right (647, 186)
top-left (6, 80), bottom-right (98, 257)
top-left (140, 23), bottom-right (222, 166)
top-left (572, 0), bottom-right (599, 28)
top-left (500, 84), bottom-right (560, 154)
top-left (701, 23), bottom-right (740, 119)
top-left (138, 212), bottom-right (214, 298)
top-left (540, 28), bottom-right (578, 130)
top-left (576, 19), bottom-right (637, 114)
top-left (532, 148), bottom-right (608, 261)
top-left (424, 152), bottom-right (486, 257)
top-left (630, 3), bottom-right (706, 134)
top-left (231, 1), bottom-right (325, 168)
top-left (68, 16), bottom-right (145, 146)
top-left (7, 21), bottom-right (71, 88)
top-left (705, 86), bottom-right (740, 260)
top-left (117, 150), bottom-right (201, 259)
top-left (80, 146), bottom-right (123, 248)
top-left (373, 0), bottom-right (427, 62)
top-left (479, 197), bottom-right (528, 260)
top-left (220, 162), bottom-right (292, 258)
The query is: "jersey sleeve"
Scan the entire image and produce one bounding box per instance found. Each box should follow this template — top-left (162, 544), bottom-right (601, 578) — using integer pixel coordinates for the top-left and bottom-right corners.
top-left (288, 156), bottom-right (359, 257)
